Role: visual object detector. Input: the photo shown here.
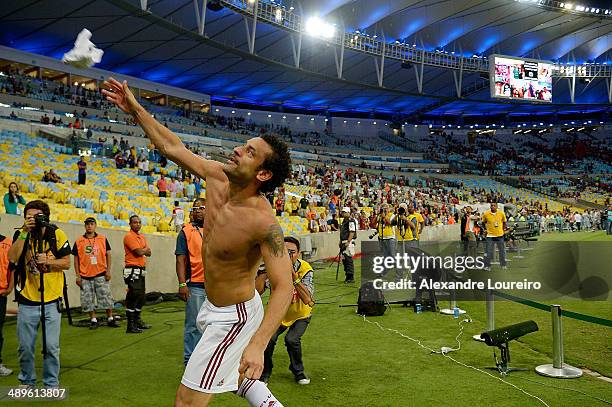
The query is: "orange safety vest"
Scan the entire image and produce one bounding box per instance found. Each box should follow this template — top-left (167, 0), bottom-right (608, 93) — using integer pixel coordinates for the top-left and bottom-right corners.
top-left (183, 224), bottom-right (205, 284)
top-left (75, 234), bottom-right (108, 278)
top-left (0, 237), bottom-right (12, 290)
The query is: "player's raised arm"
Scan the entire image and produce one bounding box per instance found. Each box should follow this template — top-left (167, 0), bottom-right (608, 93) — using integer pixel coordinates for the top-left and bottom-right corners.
top-left (102, 77), bottom-right (223, 180)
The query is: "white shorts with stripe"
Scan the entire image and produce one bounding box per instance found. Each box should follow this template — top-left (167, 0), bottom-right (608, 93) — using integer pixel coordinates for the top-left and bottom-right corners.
top-left (181, 291), bottom-right (264, 393)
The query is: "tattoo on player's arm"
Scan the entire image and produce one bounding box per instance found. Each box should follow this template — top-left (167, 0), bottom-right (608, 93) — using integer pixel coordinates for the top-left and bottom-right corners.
top-left (264, 224), bottom-right (285, 257)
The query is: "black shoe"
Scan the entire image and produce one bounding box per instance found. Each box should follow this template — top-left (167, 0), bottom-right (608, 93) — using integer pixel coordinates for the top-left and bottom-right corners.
top-left (259, 375), bottom-right (270, 384)
top-left (126, 320), bottom-right (143, 334)
top-left (89, 320), bottom-right (98, 330)
top-left (344, 279), bottom-right (355, 284)
top-left (134, 312), bottom-right (152, 329)
top-left (107, 318), bottom-right (120, 328)
top-left (135, 319), bottom-right (152, 329)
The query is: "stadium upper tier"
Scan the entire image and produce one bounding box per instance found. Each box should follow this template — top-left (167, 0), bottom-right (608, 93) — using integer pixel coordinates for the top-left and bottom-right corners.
top-left (0, 71), bottom-right (406, 154)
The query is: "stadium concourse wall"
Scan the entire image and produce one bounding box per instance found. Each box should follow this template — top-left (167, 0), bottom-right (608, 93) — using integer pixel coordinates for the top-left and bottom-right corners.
top-left (0, 214), bottom-right (459, 308)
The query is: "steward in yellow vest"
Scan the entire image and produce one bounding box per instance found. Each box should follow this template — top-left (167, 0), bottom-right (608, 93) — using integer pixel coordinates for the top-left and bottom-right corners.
top-left (256, 236), bottom-right (314, 385)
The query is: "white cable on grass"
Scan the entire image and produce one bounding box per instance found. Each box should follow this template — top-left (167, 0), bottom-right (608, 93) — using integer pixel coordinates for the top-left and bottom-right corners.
top-left (362, 315), bottom-right (550, 407)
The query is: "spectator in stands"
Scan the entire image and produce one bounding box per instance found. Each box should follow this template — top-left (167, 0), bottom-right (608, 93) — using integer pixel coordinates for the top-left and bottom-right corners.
top-left (48, 170), bottom-right (62, 183)
top-left (257, 236), bottom-right (314, 385)
top-left (170, 201), bottom-right (186, 233)
top-left (193, 177), bottom-right (202, 198)
top-left (0, 215), bottom-right (14, 376)
top-left (298, 196), bottom-right (309, 218)
top-left (481, 203), bottom-right (507, 270)
top-left (9, 111), bottom-right (17, 119)
top-left (290, 196), bottom-right (299, 216)
top-left (77, 156), bottom-right (87, 185)
top-left (275, 194), bottom-right (284, 217)
top-left (607, 205), bottom-right (612, 235)
top-left (72, 218), bottom-right (119, 329)
top-left (123, 215), bottom-right (152, 334)
top-left (328, 213), bottom-right (339, 231)
top-left (4, 182), bottom-right (26, 215)
top-left (168, 177), bottom-right (178, 199)
top-left (173, 178), bottom-right (183, 199)
top-left (185, 179), bottom-right (195, 201)
top-left (156, 174), bottom-right (168, 198)
top-left (8, 200), bottom-right (71, 388)
top-left (175, 198), bottom-right (206, 365)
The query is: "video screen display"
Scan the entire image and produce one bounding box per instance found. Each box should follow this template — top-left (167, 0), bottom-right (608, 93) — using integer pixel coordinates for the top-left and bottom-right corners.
top-left (490, 55), bottom-right (553, 102)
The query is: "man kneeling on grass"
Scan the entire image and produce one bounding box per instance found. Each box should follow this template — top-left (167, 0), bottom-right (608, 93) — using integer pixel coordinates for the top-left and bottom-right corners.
top-left (256, 237), bottom-right (315, 385)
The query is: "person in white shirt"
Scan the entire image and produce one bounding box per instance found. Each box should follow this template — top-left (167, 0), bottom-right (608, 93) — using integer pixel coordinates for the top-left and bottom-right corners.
top-left (574, 212), bottom-right (582, 231)
top-left (170, 201), bottom-right (186, 232)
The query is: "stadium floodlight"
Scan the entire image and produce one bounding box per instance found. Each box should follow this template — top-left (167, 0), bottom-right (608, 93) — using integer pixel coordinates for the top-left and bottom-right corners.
top-left (305, 17), bottom-right (336, 39)
top-left (267, 114), bottom-right (272, 118)
top-left (296, 116), bottom-right (300, 119)
top-left (564, 3), bottom-right (573, 9)
top-left (231, 110), bottom-right (235, 114)
top-left (282, 115), bottom-right (286, 119)
top-left (247, 112), bottom-right (251, 115)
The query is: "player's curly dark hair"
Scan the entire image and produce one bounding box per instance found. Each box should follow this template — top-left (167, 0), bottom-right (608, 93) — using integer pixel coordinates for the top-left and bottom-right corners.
top-left (258, 134), bottom-right (291, 193)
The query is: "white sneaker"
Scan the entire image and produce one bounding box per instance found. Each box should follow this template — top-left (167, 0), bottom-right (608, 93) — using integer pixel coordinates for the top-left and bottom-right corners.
top-left (296, 377), bottom-right (310, 385)
top-left (0, 364), bottom-right (13, 376)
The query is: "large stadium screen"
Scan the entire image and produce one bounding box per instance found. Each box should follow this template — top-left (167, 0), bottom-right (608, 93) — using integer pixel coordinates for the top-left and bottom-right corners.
top-left (490, 55), bottom-right (553, 102)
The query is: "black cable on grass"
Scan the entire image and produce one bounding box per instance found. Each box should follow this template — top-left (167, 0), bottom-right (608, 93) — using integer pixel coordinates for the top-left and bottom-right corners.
top-left (511, 376), bottom-right (612, 405)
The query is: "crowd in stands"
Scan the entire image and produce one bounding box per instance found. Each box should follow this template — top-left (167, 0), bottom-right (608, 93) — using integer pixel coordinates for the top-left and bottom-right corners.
top-left (422, 131), bottom-right (612, 176)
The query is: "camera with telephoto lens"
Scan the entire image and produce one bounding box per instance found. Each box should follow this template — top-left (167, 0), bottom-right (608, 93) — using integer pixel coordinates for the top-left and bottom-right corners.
top-left (33, 213), bottom-right (50, 230)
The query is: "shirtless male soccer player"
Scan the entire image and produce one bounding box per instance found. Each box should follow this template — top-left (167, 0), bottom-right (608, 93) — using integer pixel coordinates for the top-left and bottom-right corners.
top-left (103, 78), bottom-right (293, 407)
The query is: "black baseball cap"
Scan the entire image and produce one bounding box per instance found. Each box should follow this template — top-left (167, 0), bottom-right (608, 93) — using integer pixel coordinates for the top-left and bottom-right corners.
top-left (84, 217), bottom-right (96, 224)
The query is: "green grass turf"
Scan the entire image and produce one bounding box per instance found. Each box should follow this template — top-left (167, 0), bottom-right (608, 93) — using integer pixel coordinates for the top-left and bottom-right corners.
top-left (0, 231), bottom-right (609, 406)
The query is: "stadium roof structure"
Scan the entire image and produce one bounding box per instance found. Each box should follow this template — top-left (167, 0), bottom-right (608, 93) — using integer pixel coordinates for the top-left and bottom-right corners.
top-left (0, 0), bottom-right (610, 119)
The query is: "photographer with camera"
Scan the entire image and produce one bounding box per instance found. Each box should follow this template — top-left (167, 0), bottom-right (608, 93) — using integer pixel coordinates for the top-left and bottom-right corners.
top-left (7, 200), bottom-right (71, 388)
top-left (394, 202), bottom-right (416, 252)
top-left (460, 206), bottom-right (479, 258)
top-left (123, 215), bottom-right (152, 333)
top-left (339, 207), bottom-right (358, 283)
top-left (374, 204), bottom-right (396, 260)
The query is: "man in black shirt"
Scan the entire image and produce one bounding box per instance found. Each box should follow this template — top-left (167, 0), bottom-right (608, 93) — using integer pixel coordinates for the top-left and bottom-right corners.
top-left (339, 207), bottom-right (358, 283)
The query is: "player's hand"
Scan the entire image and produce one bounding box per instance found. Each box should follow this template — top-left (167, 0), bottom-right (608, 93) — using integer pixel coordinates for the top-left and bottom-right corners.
top-left (76, 278), bottom-right (82, 288)
top-left (104, 273), bottom-right (111, 281)
top-left (178, 285), bottom-right (190, 302)
top-left (102, 78), bottom-right (141, 115)
top-left (239, 342), bottom-right (264, 380)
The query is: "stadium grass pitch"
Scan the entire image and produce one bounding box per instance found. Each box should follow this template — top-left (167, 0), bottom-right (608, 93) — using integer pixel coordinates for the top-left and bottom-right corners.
top-left (0, 231), bottom-right (609, 406)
